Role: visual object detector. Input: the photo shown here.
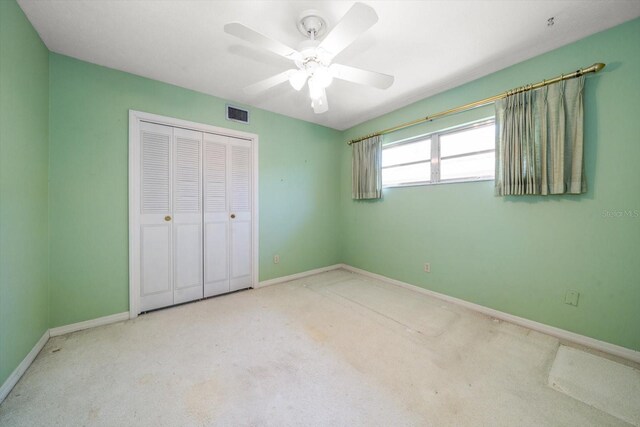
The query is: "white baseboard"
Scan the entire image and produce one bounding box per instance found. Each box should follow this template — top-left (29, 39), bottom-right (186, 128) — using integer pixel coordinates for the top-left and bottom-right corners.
top-left (2, 312), bottom-right (131, 404)
top-left (341, 264), bottom-right (640, 364)
top-left (49, 312), bottom-right (129, 337)
top-left (256, 263), bottom-right (344, 288)
top-left (0, 329), bottom-right (49, 403)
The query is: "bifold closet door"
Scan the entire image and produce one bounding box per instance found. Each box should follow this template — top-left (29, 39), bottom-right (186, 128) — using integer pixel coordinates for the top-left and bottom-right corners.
top-left (203, 133), bottom-right (229, 297)
top-left (228, 138), bottom-right (252, 291)
top-left (172, 127), bottom-right (204, 305)
top-left (203, 133), bottom-right (253, 296)
top-left (139, 122), bottom-right (173, 311)
top-left (139, 122), bottom-right (203, 311)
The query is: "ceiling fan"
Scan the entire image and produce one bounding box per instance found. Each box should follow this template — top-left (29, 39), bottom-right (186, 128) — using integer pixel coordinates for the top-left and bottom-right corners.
top-left (224, 2), bottom-right (394, 114)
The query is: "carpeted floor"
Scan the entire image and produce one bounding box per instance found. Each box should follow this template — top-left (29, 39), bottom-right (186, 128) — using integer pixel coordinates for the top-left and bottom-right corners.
top-left (0, 269), bottom-right (637, 426)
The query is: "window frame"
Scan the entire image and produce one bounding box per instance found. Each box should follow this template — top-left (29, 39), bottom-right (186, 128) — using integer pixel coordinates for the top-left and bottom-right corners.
top-left (382, 118), bottom-right (495, 188)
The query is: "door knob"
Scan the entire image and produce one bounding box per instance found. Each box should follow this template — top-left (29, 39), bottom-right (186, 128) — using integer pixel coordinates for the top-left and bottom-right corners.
top-left (164, 215), bottom-right (172, 221)
top-left (230, 214), bottom-right (236, 219)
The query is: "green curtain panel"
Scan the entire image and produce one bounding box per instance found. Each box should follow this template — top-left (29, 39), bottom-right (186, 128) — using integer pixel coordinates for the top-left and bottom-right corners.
top-left (495, 76), bottom-right (586, 196)
top-left (352, 135), bottom-right (382, 199)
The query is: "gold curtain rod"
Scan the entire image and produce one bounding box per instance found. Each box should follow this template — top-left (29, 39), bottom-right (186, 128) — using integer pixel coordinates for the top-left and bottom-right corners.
top-left (347, 62), bottom-right (606, 145)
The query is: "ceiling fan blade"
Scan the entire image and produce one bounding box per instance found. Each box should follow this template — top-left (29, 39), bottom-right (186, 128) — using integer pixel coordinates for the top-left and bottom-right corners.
top-left (319, 2), bottom-right (378, 58)
top-left (329, 64), bottom-right (394, 89)
top-left (224, 22), bottom-right (301, 61)
top-left (244, 70), bottom-right (294, 95)
top-left (311, 89), bottom-right (329, 114)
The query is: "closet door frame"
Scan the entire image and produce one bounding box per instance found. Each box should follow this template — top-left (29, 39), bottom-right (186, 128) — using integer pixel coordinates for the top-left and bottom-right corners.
top-left (128, 110), bottom-right (259, 319)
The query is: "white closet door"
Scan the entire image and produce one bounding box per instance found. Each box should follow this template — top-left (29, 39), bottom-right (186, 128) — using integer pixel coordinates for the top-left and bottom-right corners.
top-left (132, 112), bottom-right (255, 315)
top-left (203, 133), bottom-right (230, 297)
top-left (139, 122), bottom-right (173, 311)
top-left (229, 139), bottom-right (252, 291)
top-left (172, 128), bottom-right (203, 305)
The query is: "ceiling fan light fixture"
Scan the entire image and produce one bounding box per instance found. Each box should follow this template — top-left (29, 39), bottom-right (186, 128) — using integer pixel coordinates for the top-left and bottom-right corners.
top-left (312, 66), bottom-right (333, 89)
top-left (289, 69), bottom-right (308, 91)
top-left (308, 76), bottom-right (324, 99)
top-left (311, 96), bottom-right (328, 114)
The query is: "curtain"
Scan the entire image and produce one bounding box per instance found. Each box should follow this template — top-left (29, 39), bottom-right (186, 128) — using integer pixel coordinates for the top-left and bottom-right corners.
top-left (352, 135), bottom-right (382, 199)
top-left (495, 76), bottom-right (586, 196)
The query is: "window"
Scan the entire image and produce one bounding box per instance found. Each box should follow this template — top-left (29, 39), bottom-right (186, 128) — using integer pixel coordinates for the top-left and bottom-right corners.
top-left (382, 119), bottom-right (495, 186)
top-left (382, 138), bottom-right (431, 185)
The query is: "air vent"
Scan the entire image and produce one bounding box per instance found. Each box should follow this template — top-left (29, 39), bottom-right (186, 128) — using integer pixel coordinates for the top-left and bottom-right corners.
top-left (226, 105), bottom-right (249, 124)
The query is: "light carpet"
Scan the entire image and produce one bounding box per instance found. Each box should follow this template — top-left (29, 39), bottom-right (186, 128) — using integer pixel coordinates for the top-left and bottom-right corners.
top-left (0, 269), bottom-right (636, 426)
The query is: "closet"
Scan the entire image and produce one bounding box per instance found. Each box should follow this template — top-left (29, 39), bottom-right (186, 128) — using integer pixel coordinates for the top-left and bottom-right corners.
top-left (129, 113), bottom-right (256, 314)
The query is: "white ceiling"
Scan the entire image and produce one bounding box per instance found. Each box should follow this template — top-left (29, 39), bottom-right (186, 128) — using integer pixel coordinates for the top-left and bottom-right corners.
top-left (18, 1), bottom-right (640, 130)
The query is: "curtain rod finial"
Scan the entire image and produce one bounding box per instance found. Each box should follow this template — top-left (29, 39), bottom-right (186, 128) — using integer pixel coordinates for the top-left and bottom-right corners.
top-left (594, 63), bottom-right (606, 73)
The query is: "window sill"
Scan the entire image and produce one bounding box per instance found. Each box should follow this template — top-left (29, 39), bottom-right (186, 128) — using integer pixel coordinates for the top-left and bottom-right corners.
top-left (383, 176), bottom-right (494, 189)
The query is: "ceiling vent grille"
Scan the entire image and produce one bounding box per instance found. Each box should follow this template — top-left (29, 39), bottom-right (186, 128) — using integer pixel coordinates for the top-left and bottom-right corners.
top-left (226, 105), bottom-right (249, 124)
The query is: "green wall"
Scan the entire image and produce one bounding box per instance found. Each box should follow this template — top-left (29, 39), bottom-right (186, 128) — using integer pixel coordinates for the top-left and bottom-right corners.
top-left (339, 19), bottom-right (640, 351)
top-left (48, 54), bottom-right (342, 327)
top-left (0, 0), bottom-right (50, 385)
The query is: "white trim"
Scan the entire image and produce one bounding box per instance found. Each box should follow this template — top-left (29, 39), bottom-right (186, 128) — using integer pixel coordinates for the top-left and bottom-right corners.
top-left (129, 110), bottom-right (259, 141)
top-left (252, 133), bottom-right (259, 293)
top-left (128, 110), bottom-right (259, 318)
top-left (0, 330), bottom-right (49, 404)
top-left (49, 312), bottom-right (129, 337)
top-left (341, 264), bottom-right (640, 364)
top-left (256, 264), bottom-right (344, 288)
top-left (128, 111), bottom-right (141, 320)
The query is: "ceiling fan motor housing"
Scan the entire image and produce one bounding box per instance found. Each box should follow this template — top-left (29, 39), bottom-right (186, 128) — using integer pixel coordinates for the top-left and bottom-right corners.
top-left (296, 40), bottom-right (331, 66)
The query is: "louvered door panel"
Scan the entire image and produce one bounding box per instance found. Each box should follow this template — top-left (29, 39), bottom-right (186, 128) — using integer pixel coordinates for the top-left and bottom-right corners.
top-left (203, 133), bottom-right (230, 297)
top-left (231, 145), bottom-right (251, 212)
top-left (139, 122), bottom-right (173, 311)
top-left (173, 128), bottom-right (203, 304)
top-left (229, 140), bottom-right (252, 291)
top-left (205, 142), bottom-right (226, 213)
top-left (175, 136), bottom-right (201, 212)
top-left (142, 129), bottom-right (170, 213)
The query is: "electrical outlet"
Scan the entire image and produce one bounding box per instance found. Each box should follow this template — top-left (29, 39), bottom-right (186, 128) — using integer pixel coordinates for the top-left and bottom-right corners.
top-left (273, 254), bottom-right (280, 264)
top-left (424, 262), bottom-right (431, 273)
top-left (565, 290), bottom-right (579, 306)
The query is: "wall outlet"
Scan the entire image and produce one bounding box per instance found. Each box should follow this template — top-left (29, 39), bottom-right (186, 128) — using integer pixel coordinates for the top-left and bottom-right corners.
top-left (565, 290), bottom-right (579, 306)
top-left (273, 254), bottom-right (280, 264)
top-left (424, 262), bottom-right (431, 273)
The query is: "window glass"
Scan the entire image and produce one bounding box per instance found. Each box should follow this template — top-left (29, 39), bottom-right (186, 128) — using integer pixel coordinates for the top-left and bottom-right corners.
top-left (440, 152), bottom-right (495, 181)
top-left (382, 162), bottom-right (431, 185)
top-left (440, 124), bottom-right (495, 158)
top-left (382, 139), bottom-right (430, 167)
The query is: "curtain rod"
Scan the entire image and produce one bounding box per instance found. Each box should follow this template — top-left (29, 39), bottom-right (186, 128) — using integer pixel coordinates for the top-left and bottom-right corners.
top-left (347, 62), bottom-right (606, 145)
